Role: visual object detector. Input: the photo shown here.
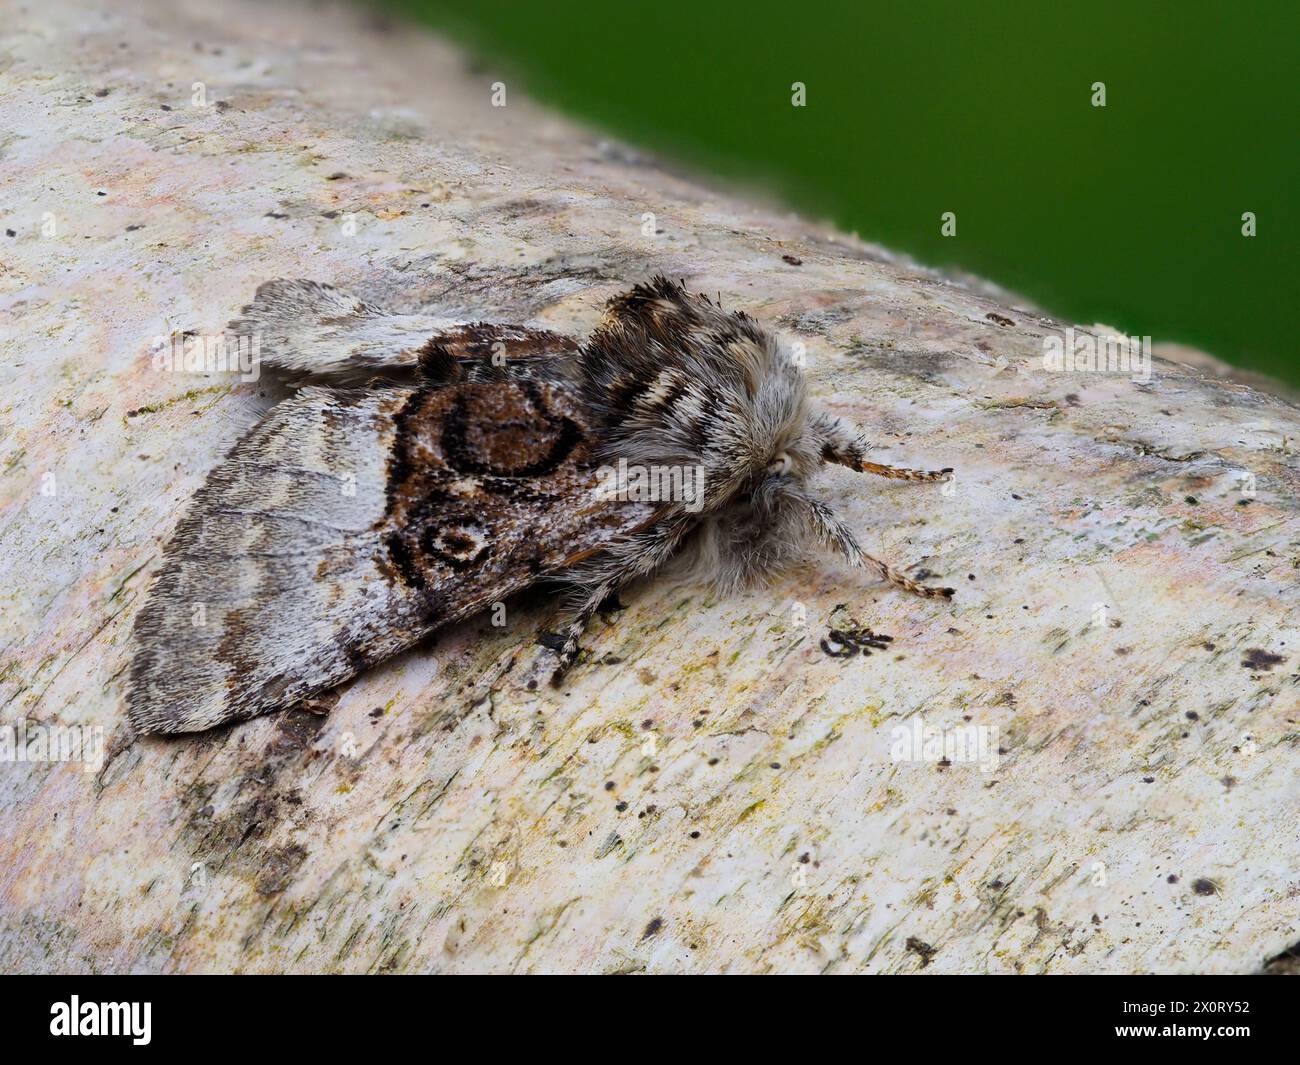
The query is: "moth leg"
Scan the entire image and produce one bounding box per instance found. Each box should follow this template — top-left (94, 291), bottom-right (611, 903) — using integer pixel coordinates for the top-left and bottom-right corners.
top-left (539, 581), bottom-right (617, 687)
top-left (796, 492), bottom-right (954, 600)
top-left (810, 411), bottom-right (951, 482)
top-left (539, 513), bottom-right (694, 687)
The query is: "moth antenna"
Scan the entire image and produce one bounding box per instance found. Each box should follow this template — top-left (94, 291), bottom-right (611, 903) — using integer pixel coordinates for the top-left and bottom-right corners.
top-left (810, 410), bottom-right (952, 483)
top-left (858, 461), bottom-right (953, 482)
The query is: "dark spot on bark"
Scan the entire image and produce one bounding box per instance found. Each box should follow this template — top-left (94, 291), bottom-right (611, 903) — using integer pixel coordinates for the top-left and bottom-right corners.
top-left (905, 936), bottom-right (937, 966)
top-left (274, 707), bottom-right (328, 751)
top-left (1192, 877), bottom-right (1219, 896)
top-left (1241, 648), bottom-right (1284, 671)
top-left (255, 843), bottom-right (308, 895)
top-left (821, 624), bottom-right (892, 659)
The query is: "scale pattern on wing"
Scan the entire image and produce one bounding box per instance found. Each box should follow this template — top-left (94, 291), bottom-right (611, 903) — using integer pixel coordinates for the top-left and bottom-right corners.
top-left (127, 381), bottom-right (653, 733)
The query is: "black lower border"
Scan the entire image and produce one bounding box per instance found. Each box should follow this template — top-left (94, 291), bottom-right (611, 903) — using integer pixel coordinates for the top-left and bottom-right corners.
top-left (0, 973), bottom-right (1292, 1050)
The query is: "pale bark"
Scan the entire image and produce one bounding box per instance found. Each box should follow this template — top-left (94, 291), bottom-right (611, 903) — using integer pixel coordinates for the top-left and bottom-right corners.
top-left (0, 0), bottom-right (1296, 974)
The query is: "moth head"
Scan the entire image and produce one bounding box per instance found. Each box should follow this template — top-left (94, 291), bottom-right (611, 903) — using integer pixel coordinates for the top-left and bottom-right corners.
top-left (765, 451), bottom-right (794, 477)
top-left (709, 330), bottom-right (820, 508)
top-left (742, 424), bottom-right (821, 519)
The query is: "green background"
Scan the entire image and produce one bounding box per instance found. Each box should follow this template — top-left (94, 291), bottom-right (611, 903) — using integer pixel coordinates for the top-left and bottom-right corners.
top-left (389, 1), bottom-right (1296, 384)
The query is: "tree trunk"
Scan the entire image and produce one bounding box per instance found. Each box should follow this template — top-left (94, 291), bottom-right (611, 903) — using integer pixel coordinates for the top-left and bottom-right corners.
top-left (1, 0), bottom-right (1296, 974)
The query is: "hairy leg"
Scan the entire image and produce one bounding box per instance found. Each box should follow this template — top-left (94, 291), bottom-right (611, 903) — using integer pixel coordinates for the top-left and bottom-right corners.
top-left (539, 513), bottom-right (695, 685)
top-left (795, 491), bottom-right (954, 600)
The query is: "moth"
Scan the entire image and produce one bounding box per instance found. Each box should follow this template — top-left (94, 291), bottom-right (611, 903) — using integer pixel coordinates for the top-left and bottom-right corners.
top-left (128, 276), bottom-right (953, 734)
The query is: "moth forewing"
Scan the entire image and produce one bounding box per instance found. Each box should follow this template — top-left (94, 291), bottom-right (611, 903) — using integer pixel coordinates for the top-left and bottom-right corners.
top-left (127, 376), bottom-right (650, 734)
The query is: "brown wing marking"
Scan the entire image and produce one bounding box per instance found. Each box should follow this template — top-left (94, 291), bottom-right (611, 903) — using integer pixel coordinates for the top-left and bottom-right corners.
top-left (381, 379), bottom-right (651, 597)
top-left (416, 324), bottom-right (580, 383)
